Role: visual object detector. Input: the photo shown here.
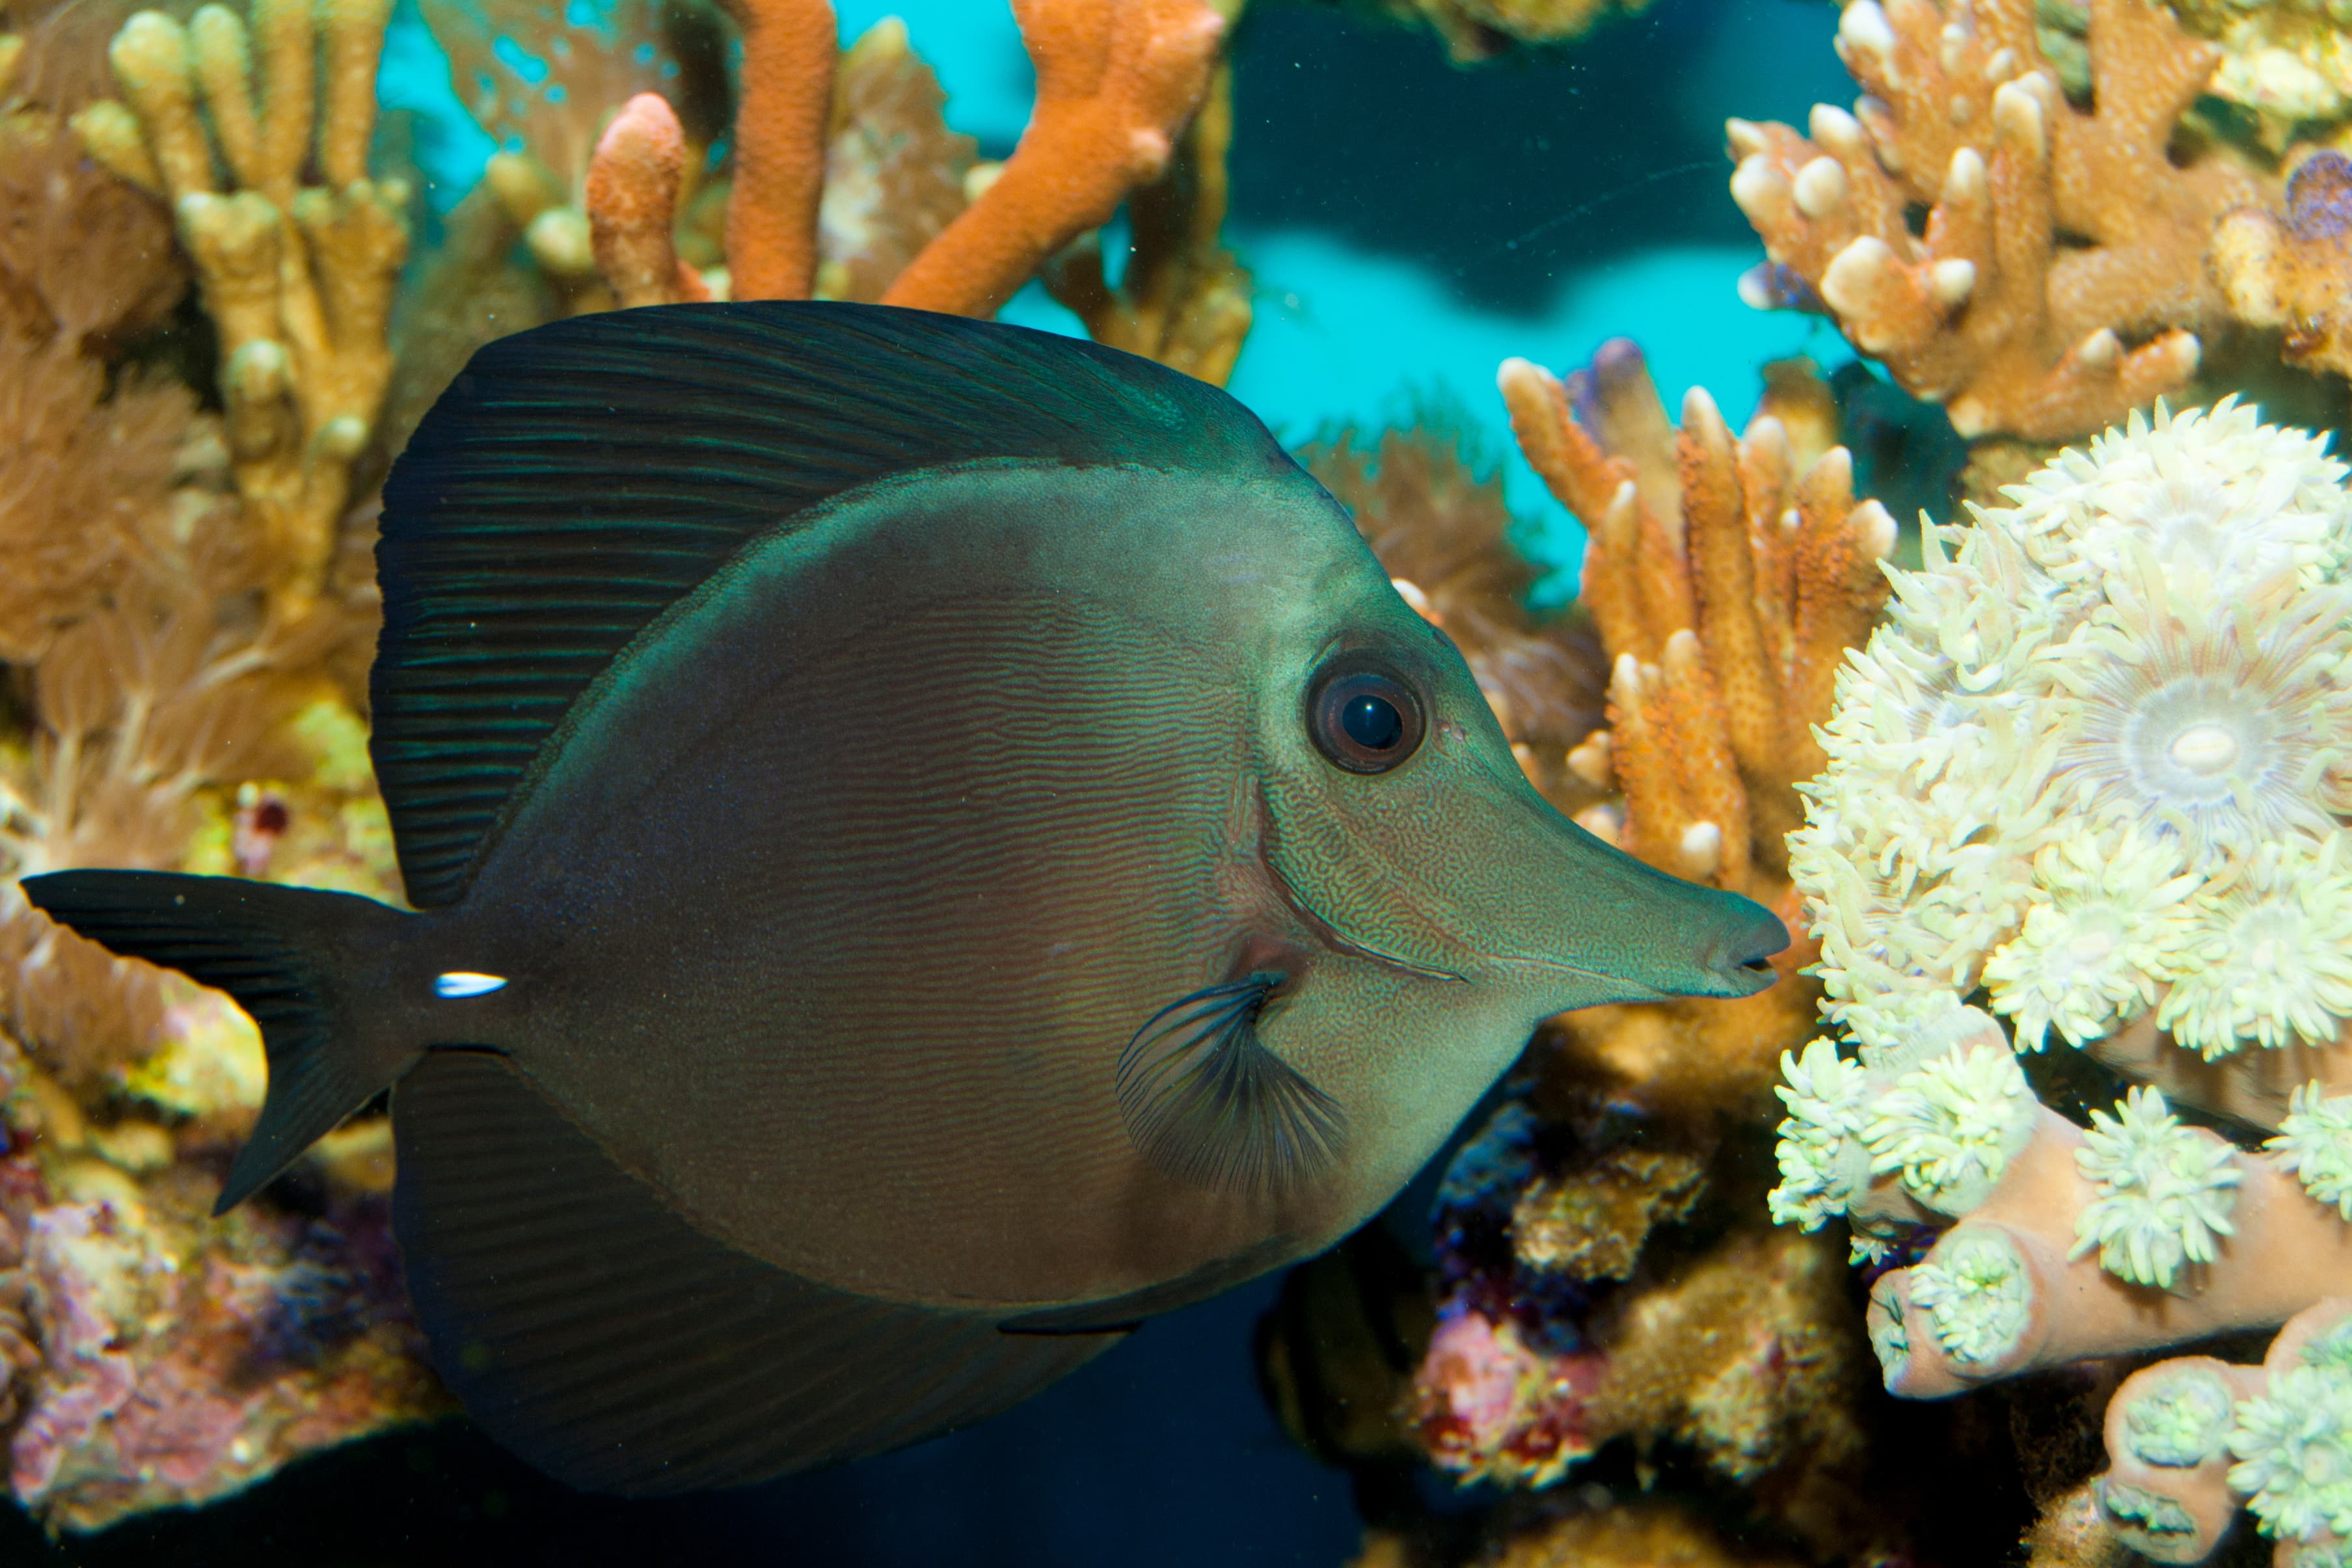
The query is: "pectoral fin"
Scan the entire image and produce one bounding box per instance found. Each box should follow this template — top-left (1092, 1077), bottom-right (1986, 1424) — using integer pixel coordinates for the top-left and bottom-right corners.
top-left (1115, 975), bottom-right (1345, 1200)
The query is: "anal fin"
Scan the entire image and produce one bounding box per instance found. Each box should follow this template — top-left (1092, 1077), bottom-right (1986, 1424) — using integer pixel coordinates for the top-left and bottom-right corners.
top-left (392, 1049), bottom-right (1119, 1494)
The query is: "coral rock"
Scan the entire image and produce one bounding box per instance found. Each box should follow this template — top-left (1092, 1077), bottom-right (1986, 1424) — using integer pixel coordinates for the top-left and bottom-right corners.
top-left (2214, 149), bottom-right (2352, 381)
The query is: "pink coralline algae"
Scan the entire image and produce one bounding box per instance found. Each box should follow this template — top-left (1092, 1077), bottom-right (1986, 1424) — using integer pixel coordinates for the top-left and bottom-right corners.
top-left (0, 1021), bottom-right (445, 1534)
top-left (1407, 1092), bottom-right (1871, 1513)
top-left (1414, 1304), bottom-right (1607, 1485)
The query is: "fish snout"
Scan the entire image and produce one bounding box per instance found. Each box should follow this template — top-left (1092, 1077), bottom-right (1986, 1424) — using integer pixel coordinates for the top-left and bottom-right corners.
top-left (1696, 903), bottom-right (1791, 997)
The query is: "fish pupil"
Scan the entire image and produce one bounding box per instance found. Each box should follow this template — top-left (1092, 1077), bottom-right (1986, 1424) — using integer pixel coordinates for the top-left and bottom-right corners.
top-left (1307, 664), bottom-right (1426, 774)
top-left (1342, 695), bottom-right (1404, 751)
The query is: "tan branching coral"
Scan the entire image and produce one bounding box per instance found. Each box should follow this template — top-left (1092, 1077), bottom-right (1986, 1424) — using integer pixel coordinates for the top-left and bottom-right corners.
top-left (1355, 0), bottom-right (1655, 64)
top-left (2153, 0), bottom-right (2352, 139)
top-left (1042, 59), bottom-right (1252, 386)
top-left (1502, 341), bottom-right (1894, 894)
top-left (1726, 0), bottom-right (2265, 439)
top-left (1494, 343), bottom-right (1891, 1109)
top-left (72, 0), bottom-right (409, 617)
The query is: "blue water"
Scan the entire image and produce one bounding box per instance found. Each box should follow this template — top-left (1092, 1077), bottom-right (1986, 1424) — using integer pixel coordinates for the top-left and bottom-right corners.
top-left (381, 0), bottom-right (1859, 599)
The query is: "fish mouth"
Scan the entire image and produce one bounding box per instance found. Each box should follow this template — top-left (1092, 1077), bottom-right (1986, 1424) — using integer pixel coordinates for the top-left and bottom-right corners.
top-left (1697, 910), bottom-right (1791, 997)
top-left (1488, 905), bottom-right (1786, 1003)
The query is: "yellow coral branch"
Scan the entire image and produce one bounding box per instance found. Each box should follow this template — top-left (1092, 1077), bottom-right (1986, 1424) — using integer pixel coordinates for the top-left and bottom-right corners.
top-left (79, 0), bottom-right (409, 619)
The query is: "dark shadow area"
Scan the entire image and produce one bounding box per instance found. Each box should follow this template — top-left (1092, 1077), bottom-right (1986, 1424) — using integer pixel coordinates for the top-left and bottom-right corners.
top-left (3, 1278), bottom-right (1359, 1568)
top-left (1229, 0), bottom-right (1852, 313)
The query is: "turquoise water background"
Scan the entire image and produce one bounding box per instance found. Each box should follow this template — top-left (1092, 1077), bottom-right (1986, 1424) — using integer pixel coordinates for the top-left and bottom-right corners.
top-left (379, 0), bottom-right (1865, 599)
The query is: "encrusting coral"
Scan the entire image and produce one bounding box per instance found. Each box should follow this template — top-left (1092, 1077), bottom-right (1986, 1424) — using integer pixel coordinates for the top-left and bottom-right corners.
top-left (2214, 148), bottom-right (2352, 383)
top-left (1763, 398), bottom-right (2352, 1565)
top-left (71, 0), bottom-right (411, 618)
top-left (1726, 0), bottom-right (2267, 440)
top-left (1347, 0), bottom-right (1656, 65)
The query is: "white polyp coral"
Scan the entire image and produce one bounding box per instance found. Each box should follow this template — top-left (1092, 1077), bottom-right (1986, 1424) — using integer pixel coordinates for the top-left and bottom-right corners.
top-left (2072, 1087), bottom-right (2243, 1289)
top-left (2271, 1083), bottom-right (2352, 1219)
top-left (2046, 576), bottom-right (2352, 865)
top-left (1908, 1227), bottom-right (2033, 1367)
top-left (2228, 1366), bottom-right (2352, 1542)
top-left (1768, 1004), bottom-right (2021, 1237)
top-left (1864, 1044), bottom-right (2036, 1215)
top-left (1982, 825), bottom-right (2197, 1049)
top-left (1768, 1036), bottom-right (1874, 1230)
top-left (2016, 404), bottom-right (2352, 599)
top-left (1787, 401), bottom-right (2352, 1069)
top-left (2161, 836), bottom-right (2352, 1058)
top-left (2120, 1366), bottom-right (2235, 1468)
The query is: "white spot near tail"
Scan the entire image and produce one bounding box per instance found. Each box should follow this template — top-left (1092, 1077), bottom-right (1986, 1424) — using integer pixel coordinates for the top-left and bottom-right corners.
top-left (435, 972), bottom-right (509, 999)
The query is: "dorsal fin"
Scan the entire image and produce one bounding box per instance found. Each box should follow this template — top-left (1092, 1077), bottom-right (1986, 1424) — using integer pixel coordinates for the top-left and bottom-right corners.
top-left (374, 301), bottom-right (1297, 908)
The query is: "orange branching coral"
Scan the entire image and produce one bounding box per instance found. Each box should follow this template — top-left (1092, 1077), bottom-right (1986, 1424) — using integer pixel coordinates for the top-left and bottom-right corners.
top-left (880, 0), bottom-right (1226, 319)
top-left (424, 0), bottom-right (713, 309)
top-left (2213, 149), bottom-right (2352, 381)
top-left (586, 92), bottom-right (713, 309)
top-left (723, 0), bottom-right (834, 301)
top-left (1725, 0), bottom-right (2265, 439)
top-left (1498, 341), bottom-right (1892, 1108)
top-left (1305, 427), bottom-right (1607, 810)
top-left (72, 0), bottom-right (409, 617)
top-left (812, 17), bottom-right (975, 304)
top-left (1043, 57), bottom-right (1252, 386)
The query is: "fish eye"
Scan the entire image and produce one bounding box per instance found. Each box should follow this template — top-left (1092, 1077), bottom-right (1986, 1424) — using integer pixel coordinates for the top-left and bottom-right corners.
top-left (1307, 665), bottom-right (1426, 774)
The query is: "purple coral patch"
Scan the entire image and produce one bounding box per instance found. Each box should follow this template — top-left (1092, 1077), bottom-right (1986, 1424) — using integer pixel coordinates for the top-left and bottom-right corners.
top-left (2287, 152), bottom-right (2352, 242)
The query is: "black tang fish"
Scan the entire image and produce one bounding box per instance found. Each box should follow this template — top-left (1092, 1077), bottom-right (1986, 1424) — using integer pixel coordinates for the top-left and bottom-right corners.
top-left (24, 303), bottom-right (1785, 1493)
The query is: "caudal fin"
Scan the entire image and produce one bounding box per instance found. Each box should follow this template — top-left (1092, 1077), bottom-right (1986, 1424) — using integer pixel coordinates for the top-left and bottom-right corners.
top-left (20, 871), bottom-right (414, 1214)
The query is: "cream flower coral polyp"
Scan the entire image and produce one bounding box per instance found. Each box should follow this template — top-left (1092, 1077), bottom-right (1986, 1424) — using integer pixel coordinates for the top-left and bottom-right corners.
top-left (1791, 401), bottom-right (2352, 1068)
top-left (2161, 837), bottom-right (2352, 1057)
top-left (1982, 827), bottom-right (2196, 1049)
top-left (2049, 581), bottom-right (2352, 863)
